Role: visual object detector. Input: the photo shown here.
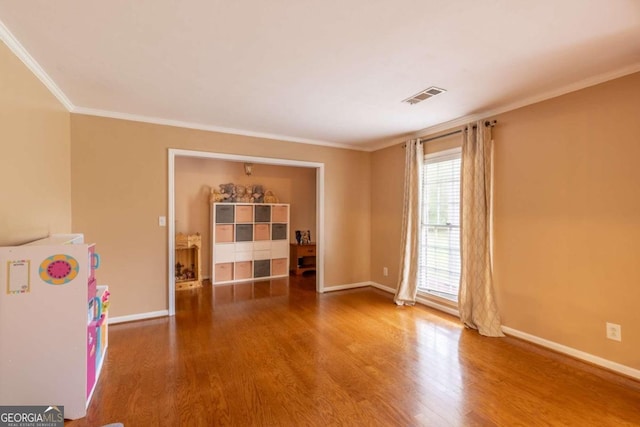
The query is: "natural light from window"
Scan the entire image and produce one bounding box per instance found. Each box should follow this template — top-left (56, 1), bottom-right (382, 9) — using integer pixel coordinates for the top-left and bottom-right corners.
top-left (418, 148), bottom-right (461, 302)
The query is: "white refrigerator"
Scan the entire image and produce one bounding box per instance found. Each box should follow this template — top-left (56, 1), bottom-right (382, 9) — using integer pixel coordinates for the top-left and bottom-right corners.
top-left (0, 234), bottom-right (105, 420)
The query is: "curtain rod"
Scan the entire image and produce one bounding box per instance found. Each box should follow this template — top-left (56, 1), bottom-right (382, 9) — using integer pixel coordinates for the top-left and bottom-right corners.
top-left (402, 120), bottom-right (497, 147)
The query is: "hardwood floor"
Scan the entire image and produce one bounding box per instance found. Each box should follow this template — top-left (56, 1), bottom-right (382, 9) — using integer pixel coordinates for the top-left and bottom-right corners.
top-left (67, 275), bottom-right (640, 426)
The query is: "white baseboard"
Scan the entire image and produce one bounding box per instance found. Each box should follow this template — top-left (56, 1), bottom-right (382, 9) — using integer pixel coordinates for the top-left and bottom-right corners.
top-left (370, 282), bottom-right (460, 317)
top-left (370, 282), bottom-right (396, 293)
top-left (502, 326), bottom-right (640, 381)
top-left (104, 285), bottom-right (639, 381)
top-left (370, 282), bottom-right (638, 380)
top-left (109, 310), bottom-right (169, 325)
top-left (415, 295), bottom-right (460, 317)
top-left (322, 281), bottom-right (371, 292)
top-left (369, 282), bottom-right (639, 380)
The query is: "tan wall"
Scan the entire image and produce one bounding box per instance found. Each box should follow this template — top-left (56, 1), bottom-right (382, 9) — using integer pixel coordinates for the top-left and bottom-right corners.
top-left (70, 115), bottom-right (370, 317)
top-left (370, 134), bottom-right (462, 288)
top-left (492, 72), bottom-right (640, 369)
top-left (370, 144), bottom-right (404, 287)
top-left (370, 71), bottom-right (640, 369)
top-left (175, 157), bottom-right (316, 277)
top-left (0, 42), bottom-right (71, 246)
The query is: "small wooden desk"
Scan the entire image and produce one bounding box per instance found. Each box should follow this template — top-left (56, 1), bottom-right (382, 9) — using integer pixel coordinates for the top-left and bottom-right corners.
top-left (290, 243), bottom-right (316, 275)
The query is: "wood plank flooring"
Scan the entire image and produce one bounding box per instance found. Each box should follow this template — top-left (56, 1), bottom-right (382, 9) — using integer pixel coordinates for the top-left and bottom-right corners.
top-left (66, 275), bottom-right (640, 426)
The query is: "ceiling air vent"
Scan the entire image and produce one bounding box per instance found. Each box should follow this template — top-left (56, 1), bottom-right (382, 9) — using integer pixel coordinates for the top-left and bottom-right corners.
top-left (403, 86), bottom-right (446, 105)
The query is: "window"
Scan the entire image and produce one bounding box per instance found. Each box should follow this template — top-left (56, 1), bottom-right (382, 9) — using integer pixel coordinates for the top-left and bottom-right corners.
top-left (418, 148), bottom-right (461, 301)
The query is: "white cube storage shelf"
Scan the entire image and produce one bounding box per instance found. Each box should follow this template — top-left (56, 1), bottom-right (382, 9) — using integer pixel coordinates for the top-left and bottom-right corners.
top-left (211, 203), bottom-right (290, 284)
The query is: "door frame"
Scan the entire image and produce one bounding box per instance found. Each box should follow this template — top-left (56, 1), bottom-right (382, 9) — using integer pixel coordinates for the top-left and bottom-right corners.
top-left (167, 148), bottom-right (325, 315)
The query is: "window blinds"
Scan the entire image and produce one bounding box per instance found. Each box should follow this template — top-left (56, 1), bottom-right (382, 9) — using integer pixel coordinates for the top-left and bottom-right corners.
top-left (419, 151), bottom-right (461, 300)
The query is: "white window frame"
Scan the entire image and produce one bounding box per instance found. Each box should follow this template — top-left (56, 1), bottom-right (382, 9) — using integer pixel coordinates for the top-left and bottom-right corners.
top-left (418, 147), bottom-right (462, 303)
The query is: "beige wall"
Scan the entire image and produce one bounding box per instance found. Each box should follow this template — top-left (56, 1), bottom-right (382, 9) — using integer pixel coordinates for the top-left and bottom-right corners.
top-left (370, 144), bottom-right (404, 287)
top-left (0, 42), bottom-right (71, 245)
top-left (370, 133), bottom-right (462, 288)
top-left (175, 157), bottom-right (316, 277)
top-left (492, 72), bottom-right (640, 369)
top-left (70, 115), bottom-right (370, 317)
top-left (8, 25), bottom-right (636, 370)
top-left (370, 72), bottom-right (640, 369)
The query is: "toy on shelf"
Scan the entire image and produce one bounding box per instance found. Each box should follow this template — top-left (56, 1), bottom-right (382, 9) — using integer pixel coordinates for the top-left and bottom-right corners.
top-left (209, 183), bottom-right (278, 204)
top-left (295, 230), bottom-right (311, 245)
top-left (264, 190), bottom-right (279, 203)
top-left (100, 288), bottom-right (111, 312)
top-left (175, 233), bottom-right (202, 290)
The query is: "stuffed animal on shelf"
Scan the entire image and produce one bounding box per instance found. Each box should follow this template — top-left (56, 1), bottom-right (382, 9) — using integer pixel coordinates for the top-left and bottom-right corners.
top-left (250, 184), bottom-right (264, 203)
top-left (264, 190), bottom-right (279, 203)
top-left (219, 183), bottom-right (236, 202)
top-left (209, 187), bottom-right (225, 203)
top-left (236, 185), bottom-right (252, 202)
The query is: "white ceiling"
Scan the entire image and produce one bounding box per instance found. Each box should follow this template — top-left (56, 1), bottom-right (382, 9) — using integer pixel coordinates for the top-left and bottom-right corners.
top-left (1, 1), bottom-right (639, 150)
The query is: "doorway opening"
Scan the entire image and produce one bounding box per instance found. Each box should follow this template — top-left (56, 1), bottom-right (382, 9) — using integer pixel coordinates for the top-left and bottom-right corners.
top-left (168, 149), bottom-right (325, 315)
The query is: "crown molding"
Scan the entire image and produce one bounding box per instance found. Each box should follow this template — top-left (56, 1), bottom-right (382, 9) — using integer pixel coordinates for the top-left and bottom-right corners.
top-left (369, 62), bottom-right (640, 152)
top-left (0, 15), bottom-right (363, 152)
top-left (79, 62), bottom-right (640, 154)
top-left (0, 18), bottom-right (74, 111)
top-left (71, 107), bottom-right (367, 151)
top-left (3, 11), bottom-right (638, 154)
top-left (364, 135), bottom-right (410, 152)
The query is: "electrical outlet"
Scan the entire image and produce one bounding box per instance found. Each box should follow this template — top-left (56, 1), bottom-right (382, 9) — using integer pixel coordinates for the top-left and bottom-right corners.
top-left (383, 267), bottom-right (388, 277)
top-left (606, 322), bottom-right (621, 342)
top-left (159, 216), bottom-right (167, 227)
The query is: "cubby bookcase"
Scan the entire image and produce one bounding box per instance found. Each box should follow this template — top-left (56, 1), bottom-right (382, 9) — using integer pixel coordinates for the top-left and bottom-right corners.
top-left (211, 203), bottom-right (290, 284)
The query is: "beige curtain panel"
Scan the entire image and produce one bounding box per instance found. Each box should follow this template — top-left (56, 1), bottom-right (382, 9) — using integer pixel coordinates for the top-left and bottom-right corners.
top-left (458, 121), bottom-right (504, 337)
top-left (394, 139), bottom-right (423, 306)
